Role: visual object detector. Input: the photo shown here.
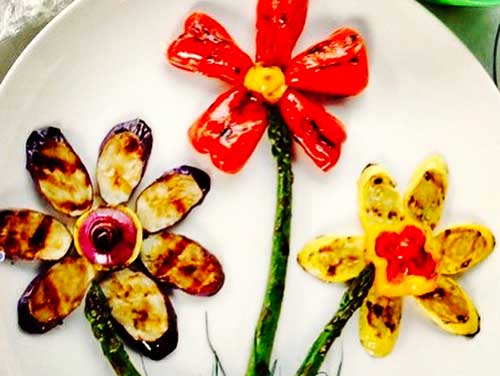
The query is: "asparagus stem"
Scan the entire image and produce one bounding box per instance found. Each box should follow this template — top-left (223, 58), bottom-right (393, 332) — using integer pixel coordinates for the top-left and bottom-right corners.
top-left (295, 264), bottom-right (375, 376)
top-left (85, 282), bottom-right (142, 376)
top-left (245, 106), bottom-right (294, 376)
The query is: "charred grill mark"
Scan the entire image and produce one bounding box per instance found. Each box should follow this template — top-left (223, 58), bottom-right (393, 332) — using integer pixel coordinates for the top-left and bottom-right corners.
top-left (124, 135), bottom-right (141, 153)
top-left (26, 127), bottom-right (92, 215)
top-left (29, 216), bottom-right (52, 252)
top-left (308, 119), bottom-right (336, 148)
top-left (171, 199), bottom-right (187, 217)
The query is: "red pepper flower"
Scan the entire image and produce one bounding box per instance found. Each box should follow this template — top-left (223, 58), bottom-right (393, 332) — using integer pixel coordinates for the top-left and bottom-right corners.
top-left (167, 0), bottom-right (369, 173)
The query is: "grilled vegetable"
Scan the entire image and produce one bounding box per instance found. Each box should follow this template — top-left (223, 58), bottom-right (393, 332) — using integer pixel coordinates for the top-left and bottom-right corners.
top-left (167, 13), bottom-right (253, 84)
top-left (296, 264), bottom-right (375, 376)
top-left (415, 277), bottom-right (480, 336)
top-left (285, 27), bottom-right (369, 97)
top-left (100, 269), bottom-right (178, 360)
top-left (74, 206), bottom-right (142, 269)
top-left (26, 127), bottom-right (93, 217)
top-left (97, 119), bottom-right (153, 206)
top-left (136, 166), bottom-right (210, 233)
top-left (0, 209), bottom-right (72, 261)
top-left (85, 283), bottom-right (142, 376)
top-left (18, 255), bottom-right (95, 333)
top-left (141, 231), bottom-right (224, 296)
top-left (246, 107), bottom-right (293, 376)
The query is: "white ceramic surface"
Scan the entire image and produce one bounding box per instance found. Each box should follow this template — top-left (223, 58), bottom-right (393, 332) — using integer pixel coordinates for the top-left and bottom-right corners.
top-left (1, 0), bottom-right (500, 375)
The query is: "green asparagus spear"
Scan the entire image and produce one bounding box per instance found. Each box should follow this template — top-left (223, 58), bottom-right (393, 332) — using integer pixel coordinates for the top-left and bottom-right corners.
top-left (245, 106), bottom-right (294, 376)
top-left (84, 282), bottom-right (142, 376)
top-left (295, 264), bottom-right (375, 376)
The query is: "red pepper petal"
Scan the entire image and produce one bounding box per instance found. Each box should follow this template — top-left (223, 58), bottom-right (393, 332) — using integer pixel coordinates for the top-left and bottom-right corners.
top-left (189, 86), bottom-right (268, 174)
top-left (167, 13), bottom-right (253, 84)
top-left (255, 0), bottom-right (308, 67)
top-left (279, 89), bottom-right (346, 172)
top-left (286, 27), bottom-right (369, 96)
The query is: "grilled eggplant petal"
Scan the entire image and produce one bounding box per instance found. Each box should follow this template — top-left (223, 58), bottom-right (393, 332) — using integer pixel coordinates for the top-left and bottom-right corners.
top-left (18, 255), bottom-right (95, 333)
top-left (97, 119), bottom-right (153, 206)
top-left (136, 166), bottom-right (210, 233)
top-left (0, 209), bottom-right (72, 261)
top-left (100, 269), bottom-right (178, 360)
top-left (141, 231), bottom-right (224, 296)
top-left (26, 127), bottom-right (93, 216)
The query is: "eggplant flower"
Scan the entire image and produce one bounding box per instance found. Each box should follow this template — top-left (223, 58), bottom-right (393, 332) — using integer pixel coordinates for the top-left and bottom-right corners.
top-left (297, 155), bottom-right (495, 357)
top-left (0, 119), bottom-right (224, 360)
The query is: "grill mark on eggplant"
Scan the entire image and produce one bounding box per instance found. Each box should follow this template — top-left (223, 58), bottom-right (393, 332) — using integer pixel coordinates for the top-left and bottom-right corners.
top-left (28, 216), bottom-right (53, 254)
top-left (18, 256), bottom-right (94, 333)
top-left (100, 269), bottom-right (178, 360)
top-left (0, 210), bottom-right (71, 260)
top-left (26, 127), bottom-right (93, 216)
top-left (136, 167), bottom-right (210, 233)
top-left (141, 232), bottom-right (224, 296)
top-left (97, 119), bottom-right (153, 206)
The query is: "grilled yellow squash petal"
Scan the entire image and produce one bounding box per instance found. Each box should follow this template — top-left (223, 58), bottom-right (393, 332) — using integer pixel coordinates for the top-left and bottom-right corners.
top-left (359, 287), bottom-right (402, 357)
top-left (404, 155), bottom-right (448, 230)
top-left (358, 163), bottom-right (404, 232)
top-left (297, 235), bottom-right (366, 283)
top-left (436, 225), bottom-right (495, 275)
top-left (415, 276), bottom-right (479, 336)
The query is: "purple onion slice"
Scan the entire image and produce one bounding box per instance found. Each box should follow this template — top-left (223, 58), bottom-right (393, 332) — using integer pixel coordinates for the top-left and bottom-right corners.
top-left (74, 206), bottom-right (142, 269)
top-left (0, 209), bottom-right (71, 261)
top-left (100, 269), bottom-right (178, 360)
top-left (18, 255), bottom-right (95, 333)
top-left (136, 166), bottom-right (210, 233)
top-left (97, 119), bottom-right (153, 206)
top-left (141, 231), bottom-right (224, 296)
top-left (26, 127), bottom-right (93, 217)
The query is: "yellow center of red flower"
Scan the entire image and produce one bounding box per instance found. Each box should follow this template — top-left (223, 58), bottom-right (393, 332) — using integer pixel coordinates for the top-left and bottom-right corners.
top-left (244, 64), bottom-right (287, 104)
top-left (369, 224), bottom-right (440, 297)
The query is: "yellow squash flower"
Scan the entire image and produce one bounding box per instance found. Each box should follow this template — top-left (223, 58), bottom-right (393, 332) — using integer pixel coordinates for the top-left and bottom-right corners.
top-left (298, 156), bottom-right (495, 357)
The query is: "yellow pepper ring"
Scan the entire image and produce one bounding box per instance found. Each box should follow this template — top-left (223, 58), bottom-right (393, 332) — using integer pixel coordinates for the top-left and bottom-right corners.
top-left (244, 64), bottom-right (288, 104)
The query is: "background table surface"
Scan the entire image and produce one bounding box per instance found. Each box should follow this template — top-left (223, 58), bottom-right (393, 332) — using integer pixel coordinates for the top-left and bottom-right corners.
top-left (0, 1), bottom-right (499, 84)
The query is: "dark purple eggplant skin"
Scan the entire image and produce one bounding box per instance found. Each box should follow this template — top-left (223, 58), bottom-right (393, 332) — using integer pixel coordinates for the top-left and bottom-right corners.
top-left (26, 126), bottom-right (65, 170)
top-left (100, 267), bottom-right (179, 360)
top-left (17, 273), bottom-right (62, 334)
top-left (98, 119), bottom-right (153, 175)
top-left (174, 165), bottom-right (211, 196)
top-left (25, 126), bottom-right (93, 215)
top-left (111, 288), bottom-right (178, 361)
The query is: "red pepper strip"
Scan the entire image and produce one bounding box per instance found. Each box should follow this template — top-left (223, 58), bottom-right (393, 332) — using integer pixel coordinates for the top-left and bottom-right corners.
top-left (167, 13), bottom-right (253, 84)
top-left (189, 86), bottom-right (268, 174)
top-left (279, 89), bottom-right (346, 171)
top-left (376, 226), bottom-right (436, 282)
top-left (285, 28), bottom-right (369, 96)
top-left (255, 0), bottom-right (308, 68)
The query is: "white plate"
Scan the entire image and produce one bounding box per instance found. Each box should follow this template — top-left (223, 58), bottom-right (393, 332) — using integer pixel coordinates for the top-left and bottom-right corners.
top-left (1, 0), bottom-right (500, 375)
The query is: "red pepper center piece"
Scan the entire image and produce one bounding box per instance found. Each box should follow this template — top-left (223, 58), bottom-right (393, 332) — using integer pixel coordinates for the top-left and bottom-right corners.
top-left (375, 225), bottom-right (437, 284)
top-left (243, 64), bottom-right (288, 104)
top-left (74, 206), bottom-right (142, 269)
